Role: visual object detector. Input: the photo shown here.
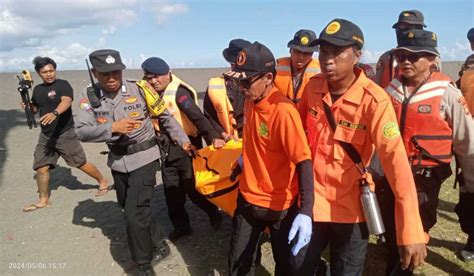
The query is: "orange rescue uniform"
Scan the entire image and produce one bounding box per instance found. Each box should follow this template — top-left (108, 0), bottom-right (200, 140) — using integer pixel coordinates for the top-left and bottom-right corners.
top-left (240, 87), bottom-right (311, 211)
top-left (275, 57), bottom-right (320, 103)
top-left (298, 68), bottom-right (425, 245)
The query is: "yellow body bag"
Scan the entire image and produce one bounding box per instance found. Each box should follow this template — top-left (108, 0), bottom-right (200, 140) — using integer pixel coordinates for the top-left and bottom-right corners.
top-left (193, 140), bottom-right (242, 216)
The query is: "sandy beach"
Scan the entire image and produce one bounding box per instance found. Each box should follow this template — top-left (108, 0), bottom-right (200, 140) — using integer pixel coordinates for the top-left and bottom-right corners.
top-left (1, 64), bottom-right (472, 275)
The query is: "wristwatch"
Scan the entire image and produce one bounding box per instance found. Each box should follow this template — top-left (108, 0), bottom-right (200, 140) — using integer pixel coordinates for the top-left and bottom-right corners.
top-left (52, 110), bottom-right (59, 117)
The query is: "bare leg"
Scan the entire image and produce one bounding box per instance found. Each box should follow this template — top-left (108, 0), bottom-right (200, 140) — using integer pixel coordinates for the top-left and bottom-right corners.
top-left (23, 165), bottom-right (50, 211)
top-left (78, 162), bottom-right (109, 196)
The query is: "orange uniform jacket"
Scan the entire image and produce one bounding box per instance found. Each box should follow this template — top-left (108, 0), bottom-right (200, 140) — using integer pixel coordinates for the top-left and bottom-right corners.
top-left (240, 87), bottom-right (311, 211)
top-left (275, 57), bottom-right (320, 103)
top-left (298, 68), bottom-right (425, 245)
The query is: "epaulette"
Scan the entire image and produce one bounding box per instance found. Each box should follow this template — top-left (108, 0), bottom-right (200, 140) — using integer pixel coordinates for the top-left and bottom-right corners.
top-left (363, 81), bottom-right (388, 103)
top-left (126, 78), bottom-right (140, 83)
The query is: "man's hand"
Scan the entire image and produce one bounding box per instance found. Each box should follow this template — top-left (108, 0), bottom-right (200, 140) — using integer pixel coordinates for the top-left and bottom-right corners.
top-left (112, 119), bottom-right (142, 134)
top-left (182, 142), bottom-right (197, 157)
top-left (40, 112), bottom-right (58, 125)
top-left (399, 243), bottom-right (427, 271)
top-left (212, 138), bottom-right (226, 149)
top-left (288, 214), bottom-right (312, 256)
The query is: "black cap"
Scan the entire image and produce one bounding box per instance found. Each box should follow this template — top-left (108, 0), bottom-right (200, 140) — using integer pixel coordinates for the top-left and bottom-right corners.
top-left (89, 49), bottom-right (126, 72)
top-left (468, 28), bottom-right (474, 43)
top-left (393, 29), bottom-right (440, 56)
top-left (287, 29), bottom-right (318, 52)
top-left (311, 19), bottom-right (364, 49)
top-left (224, 42), bottom-right (275, 80)
top-left (392, 10), bottom-right (427, 29)
top-left (141, 57), bottom-right (170, 75)
top-left (222, 39), bottom-right (251, 63)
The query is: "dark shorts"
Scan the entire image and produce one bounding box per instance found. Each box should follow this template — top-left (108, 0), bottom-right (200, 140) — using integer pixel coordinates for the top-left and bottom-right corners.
top-left (33, 128), bottom-right (87, 170)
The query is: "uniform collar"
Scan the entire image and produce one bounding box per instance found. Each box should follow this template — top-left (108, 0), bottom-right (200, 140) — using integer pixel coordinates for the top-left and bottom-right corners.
top-left (322, 67), bottom-right (369, 106)
top-left (251, 86), bottom-right (279, 110)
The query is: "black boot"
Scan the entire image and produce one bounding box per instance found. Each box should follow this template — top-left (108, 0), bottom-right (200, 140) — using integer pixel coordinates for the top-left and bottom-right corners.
top-left (460, 236), bottom-right (474, 262)
top-left (136, 263), bottom-right (155, 276)
top-left (167, 227), bottom-right (192, 242)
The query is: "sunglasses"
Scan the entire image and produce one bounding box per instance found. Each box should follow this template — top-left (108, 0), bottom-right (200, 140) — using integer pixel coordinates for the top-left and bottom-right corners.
top-left (394, 53), bottom-right (428, 63)
top-left (231, 72), bottom-right (266, 89)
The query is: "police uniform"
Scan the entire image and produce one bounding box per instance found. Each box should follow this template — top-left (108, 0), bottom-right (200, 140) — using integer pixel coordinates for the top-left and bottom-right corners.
top-left (75, 50), bottom-right (188, 270)
top-left (141, 57), bottom-right (221, 241)
top-left (378, 30), bottom-right (474, 271)
top-left (275, 29), bottom-right (321, 103)
top-left (297, 19), bottom-right (426, 275)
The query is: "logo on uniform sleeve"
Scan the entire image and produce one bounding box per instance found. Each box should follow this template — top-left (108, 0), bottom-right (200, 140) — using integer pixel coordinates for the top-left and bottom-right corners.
top-left (417, 105), bottom-right (432, 114)
top-left (124, 96), bottom-right (138, 104)
top-left (80, 98), bottom-right (92, 111)
top-left (258, 122), bottom-right (269, 138)
top-left (383, 122), bottom-right (400, 139)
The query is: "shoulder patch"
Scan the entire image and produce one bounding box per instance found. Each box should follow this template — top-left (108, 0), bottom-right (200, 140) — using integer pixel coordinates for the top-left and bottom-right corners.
top-left (382, 122), bottom-right (400, 140)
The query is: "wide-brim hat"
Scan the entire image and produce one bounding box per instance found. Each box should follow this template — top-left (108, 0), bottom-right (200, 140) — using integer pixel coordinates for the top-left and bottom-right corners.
top-left (393, 29), bottom-right (440, 56)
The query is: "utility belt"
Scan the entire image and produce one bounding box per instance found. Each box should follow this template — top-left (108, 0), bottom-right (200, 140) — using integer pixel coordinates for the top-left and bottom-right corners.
top-left (108, 138), bottom-right (157, 156)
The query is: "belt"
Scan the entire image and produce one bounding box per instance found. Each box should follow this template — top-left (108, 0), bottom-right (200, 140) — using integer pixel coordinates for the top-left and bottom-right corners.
top-left (108, 138), bottom-right (157, 156)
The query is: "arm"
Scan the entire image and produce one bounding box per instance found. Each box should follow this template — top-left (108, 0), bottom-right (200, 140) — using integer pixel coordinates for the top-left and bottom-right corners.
top-left (157, 107), bottom-right (190, 148)
top-left (444, 85), bottom-right (474, 193)
top-left (40, 96), bottom-right (72, 125)
top-left (175, 87), bottom-right (223, 145)
top-left (369, 98), bottom-right (426, 269)
top-left (203, 91), bottom-right (226, 136)
top-left (75, 91), bottom-right (113, 143)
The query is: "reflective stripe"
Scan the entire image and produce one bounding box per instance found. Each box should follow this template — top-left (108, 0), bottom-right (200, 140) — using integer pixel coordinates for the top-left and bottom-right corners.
top-left (276, 65), bottom-right (291, 72)
top-left (208, 84), bottom-right (226, 90)
top-left (386, 85), bottom-right (404, 103)
top-left (409, 88), bottom-right (446, 104)
top-left (305, 67), bottom-right (321, 73)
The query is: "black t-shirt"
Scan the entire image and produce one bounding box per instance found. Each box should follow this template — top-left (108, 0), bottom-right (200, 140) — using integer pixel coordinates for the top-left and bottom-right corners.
top-left (32, 79), bottom-right (74, 137)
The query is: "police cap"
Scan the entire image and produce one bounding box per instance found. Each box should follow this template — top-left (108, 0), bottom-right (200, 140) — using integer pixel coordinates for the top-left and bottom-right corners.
top-left (89, 49), bottom-right (126, 73)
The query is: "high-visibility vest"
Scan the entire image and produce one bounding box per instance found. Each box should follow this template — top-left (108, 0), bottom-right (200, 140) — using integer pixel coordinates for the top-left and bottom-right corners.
top-left (461, 69), bottom-right (474, 116)
top-left (385, 72), bottom-right (454, 167)
top-left (162, 74), bottom-right (199, 137)
top-left (207, 76), bottom-right (239, 138)
top-left (274, 57), bottom-right (320, 103)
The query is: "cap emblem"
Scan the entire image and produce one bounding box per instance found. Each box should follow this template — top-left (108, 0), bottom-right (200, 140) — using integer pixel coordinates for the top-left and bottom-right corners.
top-left (105, 55), bottom-right (116, 64)
top-left (300, 36), bottom-right (309, 45)
top-left (408, 32), bottom-right (414, 39)
top-left (432, 33), bottom-right (437, 41)
top-left (236, 51), bottom-right (246, 66)
top-left (326, 21), bottom-right (341, 35)
top-left (403, 13), bottom-right (410, 17)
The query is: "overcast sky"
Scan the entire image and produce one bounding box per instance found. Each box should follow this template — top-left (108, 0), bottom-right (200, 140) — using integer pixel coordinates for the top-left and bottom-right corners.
top-left (0, 0), bottom-right (472, 72)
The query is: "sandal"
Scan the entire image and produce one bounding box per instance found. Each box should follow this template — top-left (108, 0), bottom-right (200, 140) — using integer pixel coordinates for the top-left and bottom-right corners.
top-left (23, 204), bottom-right (49, 212)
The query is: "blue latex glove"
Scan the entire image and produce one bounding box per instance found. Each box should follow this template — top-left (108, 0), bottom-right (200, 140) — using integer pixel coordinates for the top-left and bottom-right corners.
top-left (288, 213), bottom-right (312, 256)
